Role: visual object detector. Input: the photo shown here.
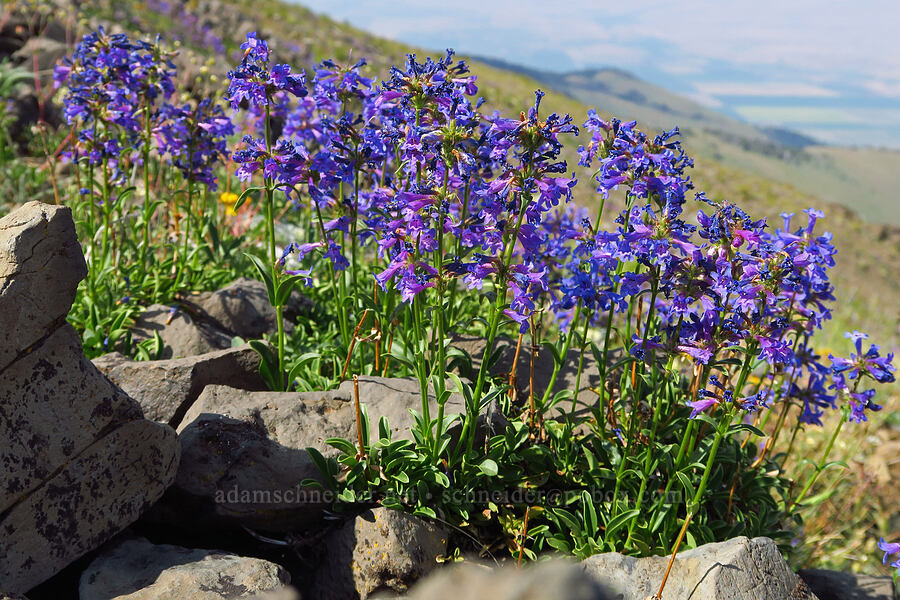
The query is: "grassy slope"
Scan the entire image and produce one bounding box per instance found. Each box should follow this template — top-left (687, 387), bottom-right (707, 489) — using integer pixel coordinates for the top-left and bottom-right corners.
top-left (77, 0), bottom-right (899, 354)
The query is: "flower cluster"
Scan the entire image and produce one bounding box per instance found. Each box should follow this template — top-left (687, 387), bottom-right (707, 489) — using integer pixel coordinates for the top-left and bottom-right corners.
top-left (221, 33), bottom-right (895, 432)
top-left (830, 331), bottom-right (895, 422)
top-left (878, 538), bottom-right (900, 576)
top-left (56, 28), bottom-right (232, 191)
top-left (225, 32), bottom-right (307, 109)
top-left (155, 99), bottom-right (234, 188)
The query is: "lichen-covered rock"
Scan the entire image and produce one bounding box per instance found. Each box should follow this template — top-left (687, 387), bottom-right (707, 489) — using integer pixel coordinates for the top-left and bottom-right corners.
top-left (404, 560), bottom-right (615, 600)
top-left (0, 419), bottom-right (179, 592)
top-left (92, 344), bottom-right (266, 426)
top-left (310, 507), bottom-right (447, 600)
top-left (79, 537), bottom-right (298, 600)
top-left (581, 536), bottom-right (819, 600)
top-left (0, 202), bottom-right (180, 593)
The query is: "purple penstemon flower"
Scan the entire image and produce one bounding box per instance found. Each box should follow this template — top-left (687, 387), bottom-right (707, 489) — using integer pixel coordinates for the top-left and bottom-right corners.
top-left (830, 331), bottom-right (896, 384)
top-left (686, 392), bottom-right (719, 419)
top-left (225, 32), bottom-right (308, 111)
top-left (878, 538), bottom-right (900, 576)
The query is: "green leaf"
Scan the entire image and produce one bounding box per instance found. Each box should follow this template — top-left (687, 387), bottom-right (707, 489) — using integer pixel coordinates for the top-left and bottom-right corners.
top-left (582, 490), bottom-right (597, 533)
top-left (234, 186), bottom-right (262, 211)
top-left (383, 350), bottom-right (414, 370)
top-left (275, 274), bottom-right (307, 307)
top-left (545, 536), bottom-right (572, 553)
top-left (479, 458), bottom-right (499, 477)
top-left (729, 423), bottom-right (766, 437)
top-left (304, 447), bottom-right (337, 491)
top-left (245, 253), bottom-right (276, 305)
top-left (325, 437), bottom-right (358, 456)
top-left (378, 416), bottom-right (391, 441)
top-left (249, 339), bottom-right (281, 391)
top-left (605, 509), bottom-right (641, 539)
top-left (413, 506), bottom-right (437, 519)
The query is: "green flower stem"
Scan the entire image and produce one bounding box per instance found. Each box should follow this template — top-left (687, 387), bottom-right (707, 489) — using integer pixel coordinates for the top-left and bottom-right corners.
top-left (788, 406), bottom-right (847, 512)
top-left (447, 181), bottom-right (469, 327)
top-left (598, 302), bottom-right (615, 413)
top-left (263, 102), bottom-right (284, 385)
top-left (101, 160), bottom-right (111, 260)
top-left (687, 407), bottom-right (733, 516)
top-left (142, 103), bottom-right (153, 269)
top-left (431, 165), bottom-right (451, 460)
top-left (624, 358), bottom-right (664, 547)
top-left (648, 416), bottom-right (697, 526)
top-left (180, 181), bottom-right (193, 287)
top-left (570, 308), bottom-right (593, 421)
top-left (350, 158), bottom-right (360, 315)
top-left (540, 300), bottom-right (581, 410)
top-left (458, 190), bottom-right (533, 463)
top-left (314, 200), bottom-right (349, 348)
top-left (412, 294), bottom-right (431, 447)
top-left (86, 137), bottom-right (97, 265)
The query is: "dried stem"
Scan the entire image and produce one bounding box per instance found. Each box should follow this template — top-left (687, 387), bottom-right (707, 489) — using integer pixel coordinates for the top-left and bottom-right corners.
top-left (353, 374), bottom-right (366, 460)
top-left (517, 505), bottom-right (531, 566)
top-left (340, 309), bottom-right (371, 382)
top-left (654, 511), bottom-right (693, 600)
top-left (509, 332), bottom-right (524, 402)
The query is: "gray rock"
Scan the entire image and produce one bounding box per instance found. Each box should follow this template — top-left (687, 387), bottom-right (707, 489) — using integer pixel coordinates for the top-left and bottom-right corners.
top-left (129, 278), bottom-right (312, 359)
top-left (0, 202), bottom-right (180, 593)
top-left (168, 377), bottom-right (472, 530)
top-left (311, 507), bottom-right (447, 600)
top-left (0, 416), bottom-right (179, 593)
top-left (1, 324), bottom-right (143, 512)
top-left (130, 303), bottom-right (234, 359)
top-left (92, 344), bottom-right (266, 427)
top-left (11, 36), bottom-right (68, 73)
top-left (0, 202), bottom-right (86, 372)
top-left (79, 537), bottom-right (298, 600)
top-left (581, 536), bottom-right (819, 600)
top-left (194, 277), bottom-right (313, 340)
top-left (799, 568), bottom-right (896, 600)
top-left (453, 335), bottom-right (602, 414)
top-left (404, 560), bottom-right (615, 600)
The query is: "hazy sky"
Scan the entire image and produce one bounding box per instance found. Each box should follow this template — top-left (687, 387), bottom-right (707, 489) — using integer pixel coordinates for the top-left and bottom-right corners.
top-left (294, 0), bottom-right (900, 148)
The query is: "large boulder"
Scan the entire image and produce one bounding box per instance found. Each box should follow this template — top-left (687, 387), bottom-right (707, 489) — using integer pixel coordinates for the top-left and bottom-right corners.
top-left (581, 536), bottom-right (819, 600)
top-left (310, 507), bottom-right (448, 600)
top-left (164, 377), bottom-right (487, 531)
top-left (0, 202), bottom-right (180, 593)
top-left (92, 344), bottom-right (266, 427)
top-left (79, 537), bottom-right (298, 600)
